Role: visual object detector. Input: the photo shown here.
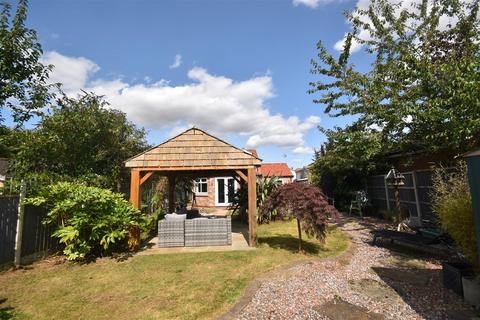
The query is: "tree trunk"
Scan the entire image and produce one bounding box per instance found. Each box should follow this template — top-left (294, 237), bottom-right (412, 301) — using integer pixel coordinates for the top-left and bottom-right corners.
top-left (297, 218), bottom-right (303, 252)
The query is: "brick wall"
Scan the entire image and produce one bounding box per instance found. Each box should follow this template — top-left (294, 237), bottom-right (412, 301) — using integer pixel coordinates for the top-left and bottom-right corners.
top-left (194, 178), bottom-right (217, 207)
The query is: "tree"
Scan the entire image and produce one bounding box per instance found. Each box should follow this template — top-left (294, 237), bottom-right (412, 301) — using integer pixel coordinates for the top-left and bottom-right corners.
top-left (13, 92), bottom-right (148, 191)
top-left (309, 0), bottom-right (480, 197)
top-left (0, 0), bottom-right (55, 125)
top-left (259, 182), bottom-right (338, 252)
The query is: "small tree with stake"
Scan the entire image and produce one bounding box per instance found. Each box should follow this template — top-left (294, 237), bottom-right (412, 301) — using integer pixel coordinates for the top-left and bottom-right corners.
top-left (259, 182), bottom-right (339, 252)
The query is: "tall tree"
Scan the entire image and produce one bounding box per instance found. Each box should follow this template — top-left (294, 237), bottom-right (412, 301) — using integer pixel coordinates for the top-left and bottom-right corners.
top-left (0, 0), bottom-right (55, 125)
top-left (14, 93), bottom-right (148, 191)
top-left (310, 0), bottom-right (480, 156)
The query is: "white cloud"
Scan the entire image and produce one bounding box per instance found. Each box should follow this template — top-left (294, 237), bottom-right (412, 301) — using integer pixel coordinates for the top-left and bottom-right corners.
top-left (292, 0), bottom-right (338, 8)
top-left (335, 0), bottom-right (475, 53)
top-left (169, 54), bottom-right (182, 69)
top-left (45, 52), bottom-right (320, 151)
top-left (41, 51), bottom-right (99, 94)
top-left (293, 146), bottom-right (315, 154)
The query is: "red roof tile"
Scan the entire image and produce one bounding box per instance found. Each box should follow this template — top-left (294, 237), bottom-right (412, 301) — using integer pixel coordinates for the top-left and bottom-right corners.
top-left (260, 163), bottom-right (293, 177)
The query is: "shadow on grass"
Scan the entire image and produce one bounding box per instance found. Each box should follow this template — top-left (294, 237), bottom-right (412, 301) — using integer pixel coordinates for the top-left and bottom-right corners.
top-left (0, 298), bottom-right (15, 320)
top-left (258, 234), bottom-right (321, 254)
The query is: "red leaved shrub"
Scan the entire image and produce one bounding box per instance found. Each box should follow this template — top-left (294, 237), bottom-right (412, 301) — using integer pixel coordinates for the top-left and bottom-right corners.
top-left (259, 182), bottom-right (339, 251)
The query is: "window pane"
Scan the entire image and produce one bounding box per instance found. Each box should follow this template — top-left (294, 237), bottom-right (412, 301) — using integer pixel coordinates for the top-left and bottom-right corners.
top-left (218, 179), bottom-right (225, 203)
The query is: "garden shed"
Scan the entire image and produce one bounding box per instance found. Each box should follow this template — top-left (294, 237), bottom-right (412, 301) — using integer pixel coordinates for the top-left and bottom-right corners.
top-left (125, 127), bottom-right (262, 246)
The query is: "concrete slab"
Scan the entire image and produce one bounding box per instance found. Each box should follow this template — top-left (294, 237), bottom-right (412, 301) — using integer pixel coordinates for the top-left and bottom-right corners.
top-left (137, 222), bottom-right (252, 255)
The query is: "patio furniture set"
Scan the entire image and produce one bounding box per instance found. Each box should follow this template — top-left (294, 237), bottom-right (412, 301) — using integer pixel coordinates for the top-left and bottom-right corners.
top-left (158, 209), bottom-right (232, 247)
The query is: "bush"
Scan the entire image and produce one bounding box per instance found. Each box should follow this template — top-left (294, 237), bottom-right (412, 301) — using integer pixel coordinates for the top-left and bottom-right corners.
top-left (229, 176), bottom-right (280, 223)
top-left (260, 182), bottom-right (339, 252)
top-left (431, 163), bottom-right (477, 265)
top-left (25, 182), bottom-right (150, 260)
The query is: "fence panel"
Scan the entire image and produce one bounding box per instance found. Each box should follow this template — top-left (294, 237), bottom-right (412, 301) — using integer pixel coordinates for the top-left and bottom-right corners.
top-left (366, 169), bottom-right (441, 223)
top-left (0, 196), bottom-right (54, 265)
top-left (21, 205), bottom-right (56, 258)
top-left (0, 196), bottom-right (19, 264)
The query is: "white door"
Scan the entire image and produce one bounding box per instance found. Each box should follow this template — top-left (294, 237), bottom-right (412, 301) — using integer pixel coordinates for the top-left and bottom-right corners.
top-left (215, 177), bottom-right (235, 206)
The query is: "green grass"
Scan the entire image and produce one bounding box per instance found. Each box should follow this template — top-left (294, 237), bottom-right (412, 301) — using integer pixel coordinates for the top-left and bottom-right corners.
top-left (0, 221), bottom-right (349, 320)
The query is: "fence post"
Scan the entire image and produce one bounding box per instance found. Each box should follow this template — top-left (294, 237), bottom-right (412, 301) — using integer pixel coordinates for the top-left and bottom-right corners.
top-left (383, 175), bottom-right (391, 211)
top-left (412, 171), bottom-right (422, 220)
top-left (14, 180), bottom-right (26, 267)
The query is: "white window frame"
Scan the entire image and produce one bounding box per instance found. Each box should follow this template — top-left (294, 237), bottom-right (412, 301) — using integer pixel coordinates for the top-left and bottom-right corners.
top-left (194, 178), bottom-right (208, 196)
top-left (214, 177), bottom-right (237, 206)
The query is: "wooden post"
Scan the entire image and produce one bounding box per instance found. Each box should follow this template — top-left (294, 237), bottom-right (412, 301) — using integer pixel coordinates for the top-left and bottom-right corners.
top-left (247, 167), bottom-right (257, 247)
top-left (412, 171), bottom-right (422, 220)
top-left (14, 180), bottom-right (26, 267)
top-left (168, 176), bottom-right (176, 213)
top-left (130, 170), bottom-right (141, 209)
top-left (384, 175), bottom-right (391, 211)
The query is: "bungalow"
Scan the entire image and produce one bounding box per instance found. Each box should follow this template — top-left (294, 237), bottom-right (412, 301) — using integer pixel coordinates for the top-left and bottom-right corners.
top-left (193, 158), bottom-right (293, 208)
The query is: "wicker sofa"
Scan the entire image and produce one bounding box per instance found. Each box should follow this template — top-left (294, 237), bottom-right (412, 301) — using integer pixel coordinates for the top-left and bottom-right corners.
top-left (158, 215), bottom-right (232, 248)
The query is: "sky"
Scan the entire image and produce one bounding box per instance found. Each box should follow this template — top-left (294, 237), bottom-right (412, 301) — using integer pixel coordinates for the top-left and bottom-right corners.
top-left (18, 0), bottom-right (373, 168)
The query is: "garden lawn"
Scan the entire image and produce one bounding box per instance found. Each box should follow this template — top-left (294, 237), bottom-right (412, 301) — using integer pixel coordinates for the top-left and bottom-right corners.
top-left (0, 220), bottom-right (349, 320)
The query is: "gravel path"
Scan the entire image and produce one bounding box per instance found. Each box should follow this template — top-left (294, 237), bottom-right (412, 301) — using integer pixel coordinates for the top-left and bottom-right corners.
top-left (233, 217), bottom-right (476, 320)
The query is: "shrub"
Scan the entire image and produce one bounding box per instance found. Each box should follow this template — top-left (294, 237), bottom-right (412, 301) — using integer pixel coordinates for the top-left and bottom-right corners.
top-left (229, 176), bottom-right (280, 223)
top-left (25, 182), bottom-right (150, 260)
top-left (260, 182), bottom-right (339, 252)
top-left (431, 163), bottom-right (477, 265)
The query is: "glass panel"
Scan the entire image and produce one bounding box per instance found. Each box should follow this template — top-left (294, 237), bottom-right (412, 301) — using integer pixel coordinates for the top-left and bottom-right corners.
top-left (195, 178), bottom-right (208, 193)
top-left (217, 179), bottom-right (225, 203)
top-left (227, 179), bottom-right (235, 203)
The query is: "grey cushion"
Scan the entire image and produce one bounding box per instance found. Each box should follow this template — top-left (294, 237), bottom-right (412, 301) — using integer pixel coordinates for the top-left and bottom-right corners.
top-left (165, 213), bottom-right (186, 221)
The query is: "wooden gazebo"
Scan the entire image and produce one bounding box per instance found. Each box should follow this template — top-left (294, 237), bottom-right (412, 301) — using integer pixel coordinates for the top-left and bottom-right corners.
top-left (125, 127), bottom-right (262, 246)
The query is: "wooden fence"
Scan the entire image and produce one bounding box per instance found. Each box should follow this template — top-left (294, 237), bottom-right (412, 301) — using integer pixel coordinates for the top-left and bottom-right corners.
top-left (366, 169), bottom-right (438, 223)
top-left (0, 196), bottom-right (55, 265)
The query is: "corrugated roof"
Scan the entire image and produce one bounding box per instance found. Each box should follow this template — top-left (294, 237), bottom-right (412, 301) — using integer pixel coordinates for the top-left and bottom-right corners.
top-left (125, 127), bottom-right (262, 169)
top-left (260, 163), bottom-right (293, 177)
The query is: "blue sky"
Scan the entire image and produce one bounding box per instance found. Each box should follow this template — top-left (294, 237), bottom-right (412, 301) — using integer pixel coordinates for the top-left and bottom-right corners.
top-left (21, 0), bottom-right (370, 168)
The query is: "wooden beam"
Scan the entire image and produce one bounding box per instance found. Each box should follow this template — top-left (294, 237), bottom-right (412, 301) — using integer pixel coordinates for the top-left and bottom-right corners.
top-left (247, 167), bottom-right (257, 247)
top-left (235, 169), bottom-right (248, 183)
top-left (130, 170), bottom-right (141, 209)
top-left (168, 176), bottom-right (176, 213)
top-left (128, 165), bottom-right (254, 171)
top-left (140, 171), bottom-right (153, 186)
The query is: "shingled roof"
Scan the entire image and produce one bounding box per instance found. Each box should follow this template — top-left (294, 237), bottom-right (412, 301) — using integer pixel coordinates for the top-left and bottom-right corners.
top-left (125, 127), bottom-right (262, 169)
